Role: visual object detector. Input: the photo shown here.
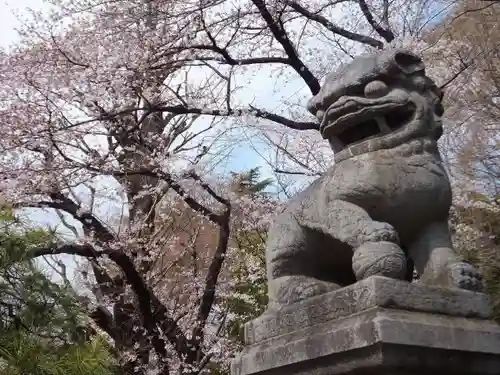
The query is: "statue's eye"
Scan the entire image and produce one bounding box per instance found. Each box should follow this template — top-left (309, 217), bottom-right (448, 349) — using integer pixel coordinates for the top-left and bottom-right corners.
top-left (364, 80), bottom-right (389, 98)
top-left (434, 102), bottom-right (444, 117)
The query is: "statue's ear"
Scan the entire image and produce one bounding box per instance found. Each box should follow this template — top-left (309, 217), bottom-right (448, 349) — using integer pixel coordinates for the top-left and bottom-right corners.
top-left (393, 51), bottom-right (425, 74)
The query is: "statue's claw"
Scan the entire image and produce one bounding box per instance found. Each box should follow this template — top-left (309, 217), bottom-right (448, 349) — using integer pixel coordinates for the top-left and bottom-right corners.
top-left (448, 261), bottom-right (484, 292)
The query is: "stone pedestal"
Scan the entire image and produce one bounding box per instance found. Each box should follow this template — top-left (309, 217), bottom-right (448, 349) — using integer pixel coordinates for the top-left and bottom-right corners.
top-left (231, 276), bottom-right (500, 375)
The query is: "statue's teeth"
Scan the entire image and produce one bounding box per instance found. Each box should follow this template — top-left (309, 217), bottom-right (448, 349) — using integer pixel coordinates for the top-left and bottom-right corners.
top-left (375, 116), bottom-right (391, 133)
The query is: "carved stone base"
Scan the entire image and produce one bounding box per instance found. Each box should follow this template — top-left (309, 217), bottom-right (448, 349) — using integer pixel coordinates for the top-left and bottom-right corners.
top-left (231, 276), bottom-right (500, 375)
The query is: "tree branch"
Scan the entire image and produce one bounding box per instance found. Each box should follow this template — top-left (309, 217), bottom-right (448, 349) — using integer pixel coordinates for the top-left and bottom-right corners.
top-left (285, 1), bottom-right (384, 49)
top-left (180, 171), bottom-right (232, 350)
top-left (153, 104), bottom-right (319, 131)
top-left (381, 0), bottom-right (390, 29)
top-left (251, 0), bottom-right (321, 94)
top-left (14, 193), bottom-right (115, 244)
top-left (64, 104), bottom-right (319, 132)
top-left (358, 0), bottom-right (395, 43)
top-left (191, 208), bottom-right (230, 352)
top-left (439, 60), bottom-right (472, 90)
top-left (50, 34), bottom-right (90, 68)
top-left (184, 170), bottom-right (231, 207)
top-left (158, 171), bottom-right (225, 225)
top-left (30, 243), bottom-right (200, 361)
top-left (155, 50), bottom-right (291, 67)
top-left (89, 305), bottom-right (116, 338)
top-left (274, 168), bottom-right (322, 177)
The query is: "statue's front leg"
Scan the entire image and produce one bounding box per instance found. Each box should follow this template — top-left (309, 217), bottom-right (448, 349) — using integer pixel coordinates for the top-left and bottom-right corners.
top-left (266, 215), bottom-right (343, 308)
top-left (408, 221), bottom-right (483, 291)
top-left (299, 199), bottom-right (408, 282)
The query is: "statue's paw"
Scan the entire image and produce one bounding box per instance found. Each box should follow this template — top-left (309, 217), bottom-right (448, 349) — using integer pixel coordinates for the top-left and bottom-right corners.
top-left (294, 282), bottom-right (327, 301)
top-left (270, 276), bottom-right (339, 306)
top-left (353, 241), bottom-right (407, 281)
top-left (288, 279), bottom-right (340, 303)
top-left (448, 262), bottom-right (483, 292)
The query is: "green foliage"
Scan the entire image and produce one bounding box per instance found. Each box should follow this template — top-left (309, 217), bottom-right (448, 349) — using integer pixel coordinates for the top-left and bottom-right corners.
top-left (225, 169), bottom-right (272, 343)
top-left (226, 229), bottom-right (268, 344)
top-left (0, 334), bottom-right (113, 375)
top-left (230, 167), bottom-right (274, 196)
top-left (0, 208), bottom-right (115, 375)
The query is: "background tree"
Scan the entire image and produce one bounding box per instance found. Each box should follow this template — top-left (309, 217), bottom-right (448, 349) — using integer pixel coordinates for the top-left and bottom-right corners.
top-left (225, 168), bottom-right (273, 341)
top-left (0, 209), bottom-right (114, 375)
top-left (425, 0), bottom-right (500, 320)
top-left (450, 194), bottom-right (500, 319)
top-left (145, 167), bottom-right (275, 375)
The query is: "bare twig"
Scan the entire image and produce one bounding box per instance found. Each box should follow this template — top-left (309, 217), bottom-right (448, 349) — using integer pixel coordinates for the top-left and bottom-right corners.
top-left (51, 103), bottom-right (319, 132)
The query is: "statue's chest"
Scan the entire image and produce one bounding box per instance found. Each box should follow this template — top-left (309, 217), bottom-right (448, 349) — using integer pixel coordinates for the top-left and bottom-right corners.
top-left (373, 156), bottom-right (450, 199)
top-left (335, 154), bottom-right (452, 234)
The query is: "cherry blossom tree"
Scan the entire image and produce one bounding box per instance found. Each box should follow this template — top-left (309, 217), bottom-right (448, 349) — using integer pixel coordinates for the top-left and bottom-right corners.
top-left (0, 0), bottom-right (496, 374)
top-left (0, 1), bottom-right (261, 373)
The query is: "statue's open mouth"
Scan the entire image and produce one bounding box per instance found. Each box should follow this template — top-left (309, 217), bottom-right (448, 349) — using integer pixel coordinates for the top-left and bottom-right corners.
top-left (321, 98), bottom-right (417, 149)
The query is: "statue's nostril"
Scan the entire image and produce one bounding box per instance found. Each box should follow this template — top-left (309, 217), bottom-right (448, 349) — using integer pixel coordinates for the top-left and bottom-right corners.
top-left (434, 102), bottom-right (444, 117)
top-left (364, 80), bottom-right (389, 98)
top-left (434, 124), bottom-right (444, 140)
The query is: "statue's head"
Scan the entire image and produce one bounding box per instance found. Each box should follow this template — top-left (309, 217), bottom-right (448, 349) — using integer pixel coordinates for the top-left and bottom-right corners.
top-left (307, 49), bottom-right (444, 162)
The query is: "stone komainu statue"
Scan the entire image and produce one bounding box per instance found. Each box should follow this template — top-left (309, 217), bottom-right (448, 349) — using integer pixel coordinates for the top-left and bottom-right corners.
top-left (265, 49), bottom-right (483, 308)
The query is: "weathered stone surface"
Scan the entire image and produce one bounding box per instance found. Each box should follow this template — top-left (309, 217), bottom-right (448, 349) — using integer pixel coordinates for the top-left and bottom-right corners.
top-left (233, 291), bottom-right (500, 375)
top-left (265, 48), bottom-right (483, 310)
top-left (245, 276), bottom-right (491, 345)
top-left (242, 48), bottom-right (498, 375)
